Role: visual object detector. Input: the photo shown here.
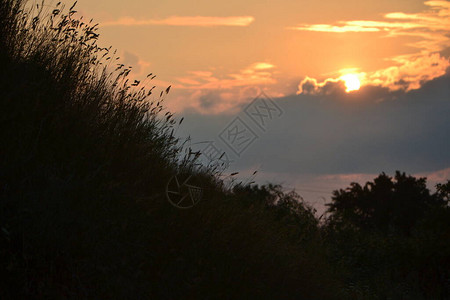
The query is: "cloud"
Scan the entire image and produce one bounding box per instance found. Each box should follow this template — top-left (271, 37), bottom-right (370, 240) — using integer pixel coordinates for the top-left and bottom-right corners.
top-left (297, 76), bottom-right (346, 95)
top-left (369, 53), bottom-right (449, 90)
top-left (418, 167), bottom-right (450, 185)
top-left (168, 85), bottom-right (266, 115)
top-left (290, 1), bottom-right (449, 35)
top-left (179, 71), bottom-right (450, 175)
top-left (298, 54), bottom-right (450, 95)
top-left (166, 62), bottom-right (279, 114)
top-left (101, 16), bottom-right (255, 27)
top-left (252, 62), bottom-right (275, 70)
top-left (291, 0), bottom-right (450, 94)
top-left (121, 51), bottom-right (151, 75)
top-left (177, 62), bottom-right (277, 90)
top-left (289, 24), bottom-right (382, 33)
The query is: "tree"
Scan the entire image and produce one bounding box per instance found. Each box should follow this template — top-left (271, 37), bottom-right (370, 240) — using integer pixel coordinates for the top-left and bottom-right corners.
top-left (326, 171), bottom-right (446, 235)
top-left (436, 180), bottom-right (450, 204)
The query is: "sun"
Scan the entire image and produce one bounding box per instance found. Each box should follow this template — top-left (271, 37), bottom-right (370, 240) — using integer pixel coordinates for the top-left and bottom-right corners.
top-left (340, 74), bottom-right (361, 92)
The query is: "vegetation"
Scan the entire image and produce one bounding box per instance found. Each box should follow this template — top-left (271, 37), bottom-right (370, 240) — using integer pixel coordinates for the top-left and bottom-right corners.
top-left (325, 173), bottom-right (450, 299)
top-left (1, 1), bottom-right (449, 299)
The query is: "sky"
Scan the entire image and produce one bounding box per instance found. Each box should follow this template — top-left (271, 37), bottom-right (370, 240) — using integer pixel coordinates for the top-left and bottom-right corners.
top-left (74, 0), bottom-right (450, 214)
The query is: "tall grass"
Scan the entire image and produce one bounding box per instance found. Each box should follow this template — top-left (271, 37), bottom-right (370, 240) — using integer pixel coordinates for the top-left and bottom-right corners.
top-left (0, 0), bottom-right (206, 199)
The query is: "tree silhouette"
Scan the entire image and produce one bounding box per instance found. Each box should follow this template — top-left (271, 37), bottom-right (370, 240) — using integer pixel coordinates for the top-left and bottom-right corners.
top-left (436, 180), bottom-right (450, 204)
top-left (326, 171), bottom-right (446, 235)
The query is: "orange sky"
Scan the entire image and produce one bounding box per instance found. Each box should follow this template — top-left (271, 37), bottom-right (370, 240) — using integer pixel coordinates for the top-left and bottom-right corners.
top-left (74, 0), bottom-right (450, 113)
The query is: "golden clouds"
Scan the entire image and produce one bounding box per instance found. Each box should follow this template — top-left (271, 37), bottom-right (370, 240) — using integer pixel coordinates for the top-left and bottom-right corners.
top-left (167, 63), bottom-right (277, 114)
top-left (175, 62), bottom-right (276, 90)
top-left (289, 24), bottom-right (381, 32)
top-left (369, 53), bottom-right (449, 90)
top-left (291, 1), bottom-right (449, 34)
top-left (102, 16), bottom-right (255, 27)
top-left (294, 0), bottom-right (450, 95)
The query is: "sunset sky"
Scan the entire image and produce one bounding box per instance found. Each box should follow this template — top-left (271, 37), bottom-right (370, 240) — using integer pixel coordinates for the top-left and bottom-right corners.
top-left (75, 0), bottom-right (450, 213)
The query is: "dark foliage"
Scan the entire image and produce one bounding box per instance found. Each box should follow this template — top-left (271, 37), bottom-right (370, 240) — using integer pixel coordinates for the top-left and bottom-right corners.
top-left (325, 172), bottom-right (450, 298)
top-left (327, 171), bottom-right (445, 235)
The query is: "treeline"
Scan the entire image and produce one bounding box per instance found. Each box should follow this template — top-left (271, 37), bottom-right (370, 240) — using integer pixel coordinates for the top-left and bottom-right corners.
top-left (325, 172), bottom-right (450, 298)
top-left (1, 1), bottom-right (449, 299)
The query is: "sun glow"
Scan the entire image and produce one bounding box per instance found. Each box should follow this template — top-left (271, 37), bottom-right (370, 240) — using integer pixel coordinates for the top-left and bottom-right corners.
top-left (340, 74), bottom-right (361, 92)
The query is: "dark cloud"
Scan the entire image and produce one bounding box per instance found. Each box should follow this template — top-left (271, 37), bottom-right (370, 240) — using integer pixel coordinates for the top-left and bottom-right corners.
top-left (298, 77), bottom-right (347, 96)
top-left (440, 47), bottom-right (450, 59)
top-left (198, 92), bottom-right (221, 110)
top-left (177, 71), bottom-right (450, 177)
top-left (298, 77), bottom-right (318, 94)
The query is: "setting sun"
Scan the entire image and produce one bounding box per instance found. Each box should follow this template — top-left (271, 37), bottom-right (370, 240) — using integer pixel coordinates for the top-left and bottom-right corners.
top-left (340, 74), bottom-right (361, 92)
